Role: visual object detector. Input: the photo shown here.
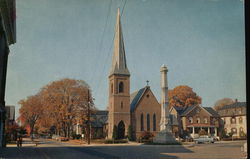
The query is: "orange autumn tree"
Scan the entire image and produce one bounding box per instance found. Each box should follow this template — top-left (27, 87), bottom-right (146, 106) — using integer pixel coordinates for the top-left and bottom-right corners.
top-left (168, 85), bottom-right (201, 108)
top-left (39, 78), bottom-right (95, 137)
top-left (19, 94), bottom-right (44, 139)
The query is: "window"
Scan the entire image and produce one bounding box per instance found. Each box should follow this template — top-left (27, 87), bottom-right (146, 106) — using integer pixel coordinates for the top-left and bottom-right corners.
top-left (118, 82), bottom-right (124, 93)
top-left (121, 102), bottom-right (123, 109)
top-left (240, 127), bottom-right (243, 132)
top-left (189, 117), bottom-right (193, 123)
top-left (224, 128), bottom-right (227, 133)
top-left (111, 83), bottom-right (113, 94)
top-left (204, 117), bottom-right (208, 124)
top-left (153, 114), bottom-right (156, 131)
top-left (196, 117), bottom-right (200, 123)
top-left (231, 128), bottom-right (237, 134)
top-left (231, 117), bottom-right (236, 124)
top-left (239, 117), bottom-right (243, 124)
top-left (141, 113), bottom-right (144, 131)
top-left (147, 114), bottom-right (150, 131)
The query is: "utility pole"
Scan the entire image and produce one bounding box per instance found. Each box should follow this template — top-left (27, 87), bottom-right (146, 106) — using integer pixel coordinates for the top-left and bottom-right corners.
top-left (87, 89), bottom-right (91, 145)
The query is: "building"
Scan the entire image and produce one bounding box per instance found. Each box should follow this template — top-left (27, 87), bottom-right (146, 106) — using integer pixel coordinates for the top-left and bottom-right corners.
top-left (107, 8), bottom-right (161, 140)
top-left (90, 110), bottom-right (108, 139)
top-left (0, 0), bottom-right (16, 147)
top-left (217, 100), bottom-right (247, 138)
top-left (5, 105), bottom-right (15, 125)
top-left (169, 104), bottom-right (220, 138)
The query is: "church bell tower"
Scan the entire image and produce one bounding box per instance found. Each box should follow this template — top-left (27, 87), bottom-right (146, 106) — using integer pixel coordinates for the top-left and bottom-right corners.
top-left (107, 8), bottom-right (130, 139)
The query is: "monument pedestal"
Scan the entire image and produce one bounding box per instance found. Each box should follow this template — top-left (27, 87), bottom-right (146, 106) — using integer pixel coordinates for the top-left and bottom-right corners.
top-left (153, 130), bottom-right (178, 144)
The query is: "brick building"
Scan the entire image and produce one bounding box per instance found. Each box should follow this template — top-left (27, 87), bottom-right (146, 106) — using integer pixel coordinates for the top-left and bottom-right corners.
top-left (169, 104), bottom-right (220, 138)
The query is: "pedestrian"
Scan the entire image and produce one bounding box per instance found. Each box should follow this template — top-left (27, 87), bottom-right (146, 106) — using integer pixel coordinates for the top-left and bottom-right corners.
top-left (16, 134), bottom-right (20, 147)
top-left (19, 135), bottom-right (23, 147)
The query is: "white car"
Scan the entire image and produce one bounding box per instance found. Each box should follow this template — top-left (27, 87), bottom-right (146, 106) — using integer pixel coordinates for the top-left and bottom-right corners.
top-left (194, 135), bottom-right (214, 144)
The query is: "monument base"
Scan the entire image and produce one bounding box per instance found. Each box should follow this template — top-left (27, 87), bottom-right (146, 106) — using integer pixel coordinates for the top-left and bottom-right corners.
top-left (153, 130), bottom-right (178, 144)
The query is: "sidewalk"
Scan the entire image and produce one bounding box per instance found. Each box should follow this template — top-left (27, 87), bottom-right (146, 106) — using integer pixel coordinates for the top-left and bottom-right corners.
top-left (7, 137), bottom-right (38, 147)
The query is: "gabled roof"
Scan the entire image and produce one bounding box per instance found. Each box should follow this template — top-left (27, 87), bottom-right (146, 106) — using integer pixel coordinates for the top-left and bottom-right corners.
top-left (203, 107), bottom-right (220, 118)
top-left (180, 105), bottom-right (197, 116)
top-left (130, 86), bottom-right (148, 112)
top-left (218, 102), bottom-right (246, 110)
top-left (172, 106), bottom-right (187, 115)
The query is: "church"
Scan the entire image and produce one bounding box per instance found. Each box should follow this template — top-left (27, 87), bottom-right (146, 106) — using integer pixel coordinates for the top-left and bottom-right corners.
top-left (106, 8), bottom-right (162, 140)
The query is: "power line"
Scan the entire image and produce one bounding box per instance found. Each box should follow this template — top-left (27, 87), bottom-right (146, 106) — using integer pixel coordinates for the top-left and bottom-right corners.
top-left (90, 0), bottom-right (113, 84)
top-left (94, 0), bottom-right (128, 97)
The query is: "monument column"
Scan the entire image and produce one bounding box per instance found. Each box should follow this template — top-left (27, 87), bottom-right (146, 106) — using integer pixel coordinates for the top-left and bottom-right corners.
top-left (159, 64), bottom-right (171, 131)
top-left (153, 65), bottom-right (177, 143)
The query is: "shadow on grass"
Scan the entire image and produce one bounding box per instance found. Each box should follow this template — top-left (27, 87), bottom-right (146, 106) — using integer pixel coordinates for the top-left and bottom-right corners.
top-left (1, 144), bottom-right (193, 159)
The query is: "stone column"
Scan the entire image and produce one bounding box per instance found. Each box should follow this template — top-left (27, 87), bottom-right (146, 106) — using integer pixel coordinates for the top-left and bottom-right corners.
top-left (208, 127), bottom-right (210, 134)
top-left (159, 64), bottom-right (170, 131)
top-left (215, 127), bottom-right (217, 136)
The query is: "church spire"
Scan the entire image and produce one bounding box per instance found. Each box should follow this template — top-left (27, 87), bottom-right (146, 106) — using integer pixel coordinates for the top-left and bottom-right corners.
top-left (109, 8), bottom-right (130, 76)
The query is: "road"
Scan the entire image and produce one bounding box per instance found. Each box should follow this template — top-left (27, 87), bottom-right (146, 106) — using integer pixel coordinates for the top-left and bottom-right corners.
top-left (0, 139), bottom-right (247, 159)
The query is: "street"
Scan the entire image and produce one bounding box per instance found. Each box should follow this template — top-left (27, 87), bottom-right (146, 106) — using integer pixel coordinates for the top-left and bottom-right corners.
top-left (0, 139), bottom-right (247, 159)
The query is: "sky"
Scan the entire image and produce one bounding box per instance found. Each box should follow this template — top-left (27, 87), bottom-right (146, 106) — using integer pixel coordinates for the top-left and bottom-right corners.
top-left (5, 0), bottom-right (245, 119)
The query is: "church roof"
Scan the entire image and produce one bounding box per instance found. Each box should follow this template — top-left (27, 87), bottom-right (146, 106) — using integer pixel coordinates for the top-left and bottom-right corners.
top-left (130, 86), bottom-right (148, 112)
top-left (109, 8), bottom-right (130, 76)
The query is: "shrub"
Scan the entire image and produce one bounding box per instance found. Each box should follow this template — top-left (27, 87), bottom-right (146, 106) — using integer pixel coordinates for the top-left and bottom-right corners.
top-left (127, 125), bottom-right (134, 141)
top-left (138, 131), bottom-right (154, 143)
top-left (198, 129), bottom-right (207, 136)
top-left (112, 125), bottom-right (118, 140)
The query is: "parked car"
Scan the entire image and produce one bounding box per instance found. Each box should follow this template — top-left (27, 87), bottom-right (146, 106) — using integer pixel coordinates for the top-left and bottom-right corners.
top-left (211, 135), bottom-right (220, 141)
top-left (194, 135), bottom-right (214, 144)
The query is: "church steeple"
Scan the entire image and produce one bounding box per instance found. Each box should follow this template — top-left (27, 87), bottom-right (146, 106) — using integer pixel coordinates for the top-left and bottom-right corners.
top-left (109, 8), bottom-right (130, 76)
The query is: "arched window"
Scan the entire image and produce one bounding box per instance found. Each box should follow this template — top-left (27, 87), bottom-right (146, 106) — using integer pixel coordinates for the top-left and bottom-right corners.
top-left (231, 128), bottom-right (237, 134)
top-left (121, 101), bottom-right (123, 109)
top-left (147, 114), bottom-right (150, 131)
top-left (153, 114), bottom-right (156, 131)
top-left (140, 113), bottom-right (144, 131)
top-left (189, 117), bottom-right (193, 123)
top-left (204, 117), bottom-right (208, 124)
top-left (196, 117), bottom-right (200, 123)
top-left (231, 117), bottom-right (236, 124)
top-left (239, 117), bottom-right (243, 124)
top-left (118, 82), bottom-right (124, 93)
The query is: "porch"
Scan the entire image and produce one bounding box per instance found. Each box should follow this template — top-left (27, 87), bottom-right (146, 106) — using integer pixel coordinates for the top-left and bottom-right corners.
top-left (187, 124), bottom-right (219, 138)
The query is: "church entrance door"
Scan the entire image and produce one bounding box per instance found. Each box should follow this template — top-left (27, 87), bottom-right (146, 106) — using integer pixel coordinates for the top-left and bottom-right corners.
top-left (117, 121), bottom-right (125, 139)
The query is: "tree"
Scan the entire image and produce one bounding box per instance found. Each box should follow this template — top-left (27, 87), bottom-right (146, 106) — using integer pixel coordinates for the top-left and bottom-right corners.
top-left (19, 94), bottom-right (43, 140)
top-left (127, 125), bottom-right (134, 141)
top-left (213, 98), bottom-right (234, 111)
top-left (168, 85), bottom-right (201, 108)
top-left (39, 78), bottom-right (95, 138)
top-left (19, 78), bottom-right (95, 138)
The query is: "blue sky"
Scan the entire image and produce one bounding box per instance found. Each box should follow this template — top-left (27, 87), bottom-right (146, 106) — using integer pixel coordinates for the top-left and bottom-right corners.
top-left (6, 0), bottom-right (245, 118)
